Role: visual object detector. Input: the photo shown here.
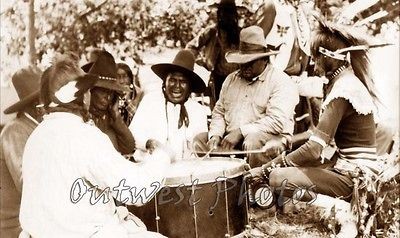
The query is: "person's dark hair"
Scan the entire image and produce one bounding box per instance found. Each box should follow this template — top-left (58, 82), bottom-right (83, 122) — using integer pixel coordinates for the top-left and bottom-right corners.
top-left (40, 53), bottom-right (90, 121)
top-left (217, 2), bottom-right (240, 46)
top-left (116, 63), bottom-right (133, 84)
top-left (311, 19), bottom-right (379, 102)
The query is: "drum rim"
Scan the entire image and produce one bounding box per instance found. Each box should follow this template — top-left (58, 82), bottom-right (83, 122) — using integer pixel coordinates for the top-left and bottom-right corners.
top-left (164, 157), bottom-right (246, 186)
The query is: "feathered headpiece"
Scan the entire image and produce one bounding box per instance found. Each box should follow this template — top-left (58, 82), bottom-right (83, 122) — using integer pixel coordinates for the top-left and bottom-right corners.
top-left (311, 18), bottom-right (389, 102)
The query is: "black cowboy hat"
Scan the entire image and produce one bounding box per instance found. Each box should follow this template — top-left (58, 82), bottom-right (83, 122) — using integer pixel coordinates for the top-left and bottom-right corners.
top-left (84, 51), bottom-right (131, 93)
top-left (4, 66), bottom-right (42, 114)
top-left (151, 50), bottom-right (206, 93)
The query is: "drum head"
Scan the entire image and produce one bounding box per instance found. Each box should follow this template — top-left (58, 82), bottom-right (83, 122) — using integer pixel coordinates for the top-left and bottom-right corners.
top-left (164, 157), bottom-right (246, 186)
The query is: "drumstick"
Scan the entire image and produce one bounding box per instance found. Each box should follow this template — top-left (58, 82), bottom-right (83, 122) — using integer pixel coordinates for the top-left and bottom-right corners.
top-left (193, 148), bottom-right (266, 156)
top-left (202, 147), bottom-right (214, 159)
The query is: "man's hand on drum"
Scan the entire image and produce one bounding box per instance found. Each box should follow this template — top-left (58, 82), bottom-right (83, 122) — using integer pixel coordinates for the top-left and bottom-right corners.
top-left (221, 129), bottom-right (243, 150)
top-left (146, 139), bottom-right (176, 160)
top-left (146, 139), bottom-right (162, 154)
top-left (207, 136), bottom-right (221, 150)
top-left (245, 167), bottom-right (264, 181)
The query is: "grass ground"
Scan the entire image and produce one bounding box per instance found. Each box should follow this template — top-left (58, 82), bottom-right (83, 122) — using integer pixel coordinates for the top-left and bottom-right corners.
top-left (247, 205), bottom-right (331, 238)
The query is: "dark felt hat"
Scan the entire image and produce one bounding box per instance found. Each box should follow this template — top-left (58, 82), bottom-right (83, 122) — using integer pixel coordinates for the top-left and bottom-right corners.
top-left (4, 66), bottom-right (42, 114)
top-left (84, 51), bottom-right (131, 93)
top-left (151, 49), bottom-right (206, 93)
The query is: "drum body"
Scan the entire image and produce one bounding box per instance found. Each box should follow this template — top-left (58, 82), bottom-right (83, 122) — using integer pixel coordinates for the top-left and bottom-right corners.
top-left (128, 158), bottom-right (248, 238)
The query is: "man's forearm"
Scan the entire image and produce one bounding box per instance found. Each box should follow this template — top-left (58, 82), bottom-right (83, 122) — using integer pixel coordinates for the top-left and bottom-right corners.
top-left (112, 116), bottom-right (136, 154)
top-left (240, 114), bottom-right (285, 137)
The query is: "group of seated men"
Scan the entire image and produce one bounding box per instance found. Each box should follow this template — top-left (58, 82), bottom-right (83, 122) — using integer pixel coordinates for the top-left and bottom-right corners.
top-left (0, 16), bottom-right (395, 238)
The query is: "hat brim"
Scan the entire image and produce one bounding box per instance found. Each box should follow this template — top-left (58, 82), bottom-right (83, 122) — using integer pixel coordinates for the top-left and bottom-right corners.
top-left (93, 79), bottom-right (132, 93)
top-left (225, 50), bottom-right (278, 64)
top-left (151, 64), bottom-right (206, 93)
top-left (4, 90), bottom-right (40, 114)
top-left (81, 62), bottom-right (94, 73)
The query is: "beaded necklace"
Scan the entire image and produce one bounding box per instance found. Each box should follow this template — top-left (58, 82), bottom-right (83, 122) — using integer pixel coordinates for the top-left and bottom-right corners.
top-left (327, 64), bottom-right (347, 81)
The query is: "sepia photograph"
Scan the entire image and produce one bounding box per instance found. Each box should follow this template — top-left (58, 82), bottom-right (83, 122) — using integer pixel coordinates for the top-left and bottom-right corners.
top-left (0, 0), bottom-right (399, 237)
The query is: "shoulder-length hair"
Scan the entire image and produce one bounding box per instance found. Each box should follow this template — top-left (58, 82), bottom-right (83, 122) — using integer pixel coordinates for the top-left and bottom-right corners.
top-left (311, 19), bottom-right (379, 102)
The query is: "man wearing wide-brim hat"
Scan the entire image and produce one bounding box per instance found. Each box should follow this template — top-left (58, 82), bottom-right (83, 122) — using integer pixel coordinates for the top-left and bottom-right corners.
top-left (130, 49), bottom-right (208, 160)
top-left (194, 25), bottom-right (299, 167)
top-left (19, 52), bottom-right (171, 238)
top-left (0, 66), bottom-right (43, 237)
top-left (83, 51), bottom-right (135, 155)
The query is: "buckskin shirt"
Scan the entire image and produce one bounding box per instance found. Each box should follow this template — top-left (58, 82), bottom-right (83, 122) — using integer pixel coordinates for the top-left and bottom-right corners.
top-left (20, 112), bottom-right (170, 238)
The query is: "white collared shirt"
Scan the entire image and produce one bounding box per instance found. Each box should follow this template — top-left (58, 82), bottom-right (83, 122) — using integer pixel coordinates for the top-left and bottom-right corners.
top-left (130, 91), bottom-right (208, 160)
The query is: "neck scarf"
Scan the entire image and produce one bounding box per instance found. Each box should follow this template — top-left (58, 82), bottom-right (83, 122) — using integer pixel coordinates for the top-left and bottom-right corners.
top-left (165, 99), bottom-right (189, 129)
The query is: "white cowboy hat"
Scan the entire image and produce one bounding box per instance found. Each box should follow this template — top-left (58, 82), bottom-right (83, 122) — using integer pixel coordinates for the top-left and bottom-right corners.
top-left (225, 25), bottom-right (278, 64)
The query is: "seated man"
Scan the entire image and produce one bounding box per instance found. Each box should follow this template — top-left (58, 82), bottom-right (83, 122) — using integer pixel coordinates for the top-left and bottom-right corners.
top-left (83, 50), bottom-right (136, 155)
top-left (248, 20), bottom-right (384, 238)
top-left (20, 53), bottom-right (171, 237)
top-left (194, 26), bottom-right (299, 167)
top-left (0, 67), bottom-right (42, 238)
top-left (130, 49), bottom-right (208, 160)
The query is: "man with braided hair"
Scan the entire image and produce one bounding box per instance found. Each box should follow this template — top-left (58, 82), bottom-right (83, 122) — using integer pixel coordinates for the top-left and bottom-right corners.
top-left (130, 50), bottom-right (208, 161)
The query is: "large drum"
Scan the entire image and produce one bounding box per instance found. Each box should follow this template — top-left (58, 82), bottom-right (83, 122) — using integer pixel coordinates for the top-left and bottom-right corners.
top-left (128, 158), bottom-right (249, 238)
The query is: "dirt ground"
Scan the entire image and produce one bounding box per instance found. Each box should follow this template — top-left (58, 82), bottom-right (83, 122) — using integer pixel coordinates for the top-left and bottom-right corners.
top-left (243, 203), bottom-right (331, 238)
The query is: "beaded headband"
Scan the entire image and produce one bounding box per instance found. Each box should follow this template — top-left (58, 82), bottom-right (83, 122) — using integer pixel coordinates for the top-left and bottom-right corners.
top-left (318, 43), bottom-right (392, 61)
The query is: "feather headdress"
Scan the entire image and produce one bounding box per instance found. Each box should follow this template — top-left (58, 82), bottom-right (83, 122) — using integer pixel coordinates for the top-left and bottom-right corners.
top-left (311, 18), bottom-right (383, 102)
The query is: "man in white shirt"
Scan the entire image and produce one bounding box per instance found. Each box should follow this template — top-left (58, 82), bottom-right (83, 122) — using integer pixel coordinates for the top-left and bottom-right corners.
top-left (130, 50), bottom-right (208, 161)
top-left (19, 53), bottom-right (171, 238)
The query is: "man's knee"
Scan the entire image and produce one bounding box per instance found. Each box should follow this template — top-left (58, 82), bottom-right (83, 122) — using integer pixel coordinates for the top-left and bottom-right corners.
top-left (269, 169), bottom-right (288, 188)
top-left (269, 168), bottom-right (308, 190)
top-left (243, 132), bottom-right (270, 150)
